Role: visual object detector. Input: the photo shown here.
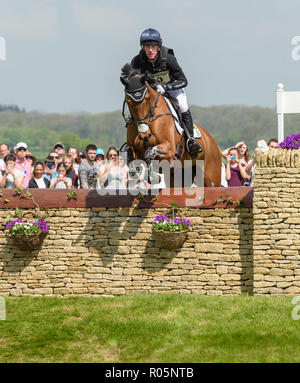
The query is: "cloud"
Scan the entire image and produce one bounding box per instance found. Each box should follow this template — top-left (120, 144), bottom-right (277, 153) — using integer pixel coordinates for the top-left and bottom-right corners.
top-left (0, 3), bottom-right (58, 39)
top-left (70, 1), bottom-right (135, 37)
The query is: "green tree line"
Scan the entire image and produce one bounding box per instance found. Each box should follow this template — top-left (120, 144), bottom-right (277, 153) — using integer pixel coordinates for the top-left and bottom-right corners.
top-left (0, 105), bottom-right (299, 160)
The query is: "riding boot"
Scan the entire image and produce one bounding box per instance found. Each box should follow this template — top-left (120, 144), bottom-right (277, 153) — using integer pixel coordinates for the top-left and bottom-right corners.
top-left (182, 110), bottom-right (202, 158)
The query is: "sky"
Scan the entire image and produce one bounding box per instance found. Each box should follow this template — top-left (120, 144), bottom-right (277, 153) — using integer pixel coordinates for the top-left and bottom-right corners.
top-left (0, 0), bottom-right (300, 114)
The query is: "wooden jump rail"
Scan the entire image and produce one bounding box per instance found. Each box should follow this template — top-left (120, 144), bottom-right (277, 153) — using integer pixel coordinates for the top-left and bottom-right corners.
top-left (0, 187), bottom-right (253, 209)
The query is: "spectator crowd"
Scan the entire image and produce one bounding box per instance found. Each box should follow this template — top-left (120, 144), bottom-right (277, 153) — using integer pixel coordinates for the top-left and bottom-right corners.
top-left (0, 138), bottom-right (279, 189)
top-left (221, 138), bottom-right (279, 187)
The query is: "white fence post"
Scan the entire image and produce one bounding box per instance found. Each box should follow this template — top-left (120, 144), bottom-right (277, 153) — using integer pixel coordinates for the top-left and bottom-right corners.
top-left (276, 83), bottom-right (300, 143)
top-left (277, 83), bottom-right (284, 143)
top-left (0, 36), bottom-right (6, 61)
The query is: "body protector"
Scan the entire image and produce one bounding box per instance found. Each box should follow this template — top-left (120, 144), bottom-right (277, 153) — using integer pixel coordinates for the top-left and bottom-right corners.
top-left (131, 46), bottom-right (187, 92)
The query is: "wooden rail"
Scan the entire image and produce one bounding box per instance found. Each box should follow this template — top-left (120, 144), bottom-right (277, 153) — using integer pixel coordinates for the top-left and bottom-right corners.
top-left (0, 187), bottom-right (253, 209)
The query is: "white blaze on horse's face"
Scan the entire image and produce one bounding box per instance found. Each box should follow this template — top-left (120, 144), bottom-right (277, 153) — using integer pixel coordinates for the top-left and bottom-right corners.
top-left (138, 123), bottom-right (150, 134)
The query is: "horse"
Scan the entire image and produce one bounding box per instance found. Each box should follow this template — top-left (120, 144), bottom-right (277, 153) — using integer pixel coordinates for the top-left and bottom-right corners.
top-left (120, 64), bottom-right (221, 187)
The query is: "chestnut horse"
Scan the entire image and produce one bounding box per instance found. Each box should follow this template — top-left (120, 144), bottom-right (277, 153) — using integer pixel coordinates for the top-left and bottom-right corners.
top-left (120, 64), bottom-right (221, 187)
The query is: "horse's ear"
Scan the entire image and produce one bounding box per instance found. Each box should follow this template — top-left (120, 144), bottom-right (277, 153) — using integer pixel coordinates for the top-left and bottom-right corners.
top-left (120, 76), bottom-right (128, 86)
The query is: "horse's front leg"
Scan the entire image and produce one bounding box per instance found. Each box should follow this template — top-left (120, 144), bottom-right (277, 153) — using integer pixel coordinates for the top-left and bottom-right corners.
top-left (144, 141), bottom-right (175, 163)
top-left (144, 141), bottom-right (175, 186)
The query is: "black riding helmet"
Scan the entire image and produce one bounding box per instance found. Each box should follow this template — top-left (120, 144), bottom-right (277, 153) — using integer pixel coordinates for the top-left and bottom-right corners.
top-left (140, 28), bottom-right (162, 46)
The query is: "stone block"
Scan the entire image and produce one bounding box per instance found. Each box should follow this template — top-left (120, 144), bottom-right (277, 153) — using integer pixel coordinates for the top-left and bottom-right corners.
top-left (195, 243), bottom-right (224, 253)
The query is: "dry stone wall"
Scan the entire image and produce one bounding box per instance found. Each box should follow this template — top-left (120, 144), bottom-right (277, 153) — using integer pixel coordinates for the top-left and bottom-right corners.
top-left (253, 149), bottom-right (300, 295)
top-left (0, 207), bottom-right (253, 296)
top-left (1, 148), bottom-right (300, 297)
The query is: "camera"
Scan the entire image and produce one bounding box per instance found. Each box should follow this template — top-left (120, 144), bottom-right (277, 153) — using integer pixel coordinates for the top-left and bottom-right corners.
top-left (46, 162), bottom-right (53, 169)
top-left (231, 155), bottom-right (236, 160)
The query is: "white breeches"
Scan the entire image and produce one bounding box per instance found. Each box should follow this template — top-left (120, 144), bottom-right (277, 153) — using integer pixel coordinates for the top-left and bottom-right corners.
top-left (167, 88), bottom-right (189, 113)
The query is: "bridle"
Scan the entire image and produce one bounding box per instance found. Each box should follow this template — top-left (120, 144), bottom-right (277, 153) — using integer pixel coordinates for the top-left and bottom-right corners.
top-left (122, 85), bottom-right (173, 128)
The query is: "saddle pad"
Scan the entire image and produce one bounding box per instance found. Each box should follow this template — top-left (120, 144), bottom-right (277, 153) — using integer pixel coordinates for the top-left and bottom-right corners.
top-left (193, 124), bottom-right (201, 139)
top-left (164, 96), bottom-right (184, 136)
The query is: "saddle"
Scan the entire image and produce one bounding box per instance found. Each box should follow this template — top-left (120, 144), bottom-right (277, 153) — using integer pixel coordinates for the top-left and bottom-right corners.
top-left (164, 93), bottom-right (184, 127)
top-left (163, 93), bottom-right (201, 159)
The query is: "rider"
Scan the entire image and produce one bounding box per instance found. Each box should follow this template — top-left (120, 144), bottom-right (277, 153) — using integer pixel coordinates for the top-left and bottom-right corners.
top-left (131, 28), bottom-right (202, 156)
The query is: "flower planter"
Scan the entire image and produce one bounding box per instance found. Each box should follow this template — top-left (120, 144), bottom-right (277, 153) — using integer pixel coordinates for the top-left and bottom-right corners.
top-left (152, 229), bottom-right (188, 249)
top-left (9, 232), bottom-right (48, 251)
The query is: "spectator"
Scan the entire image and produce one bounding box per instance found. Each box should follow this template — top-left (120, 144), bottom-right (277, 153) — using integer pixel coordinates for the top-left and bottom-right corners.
top-left (25, 151), bottom-right (37, 170)
top-left (14, 142), bottom-right (32, 188)
top-left (268, 138), bottom-right (278, 150)
top-left (225, 147), bottom-right (249, 187)
top-left (235, 141), bottom-right (252, 166)
top-left (119, 154), bottom-right (129, 182)
top-left (28, 162), bottom-right (50, 188)
top-left (67, 147), bottom-right (79, 174)
top-left (0, 144), bottom-right (9, 170)
top-left (63, 154), bottom-right (78, 187)
top-left (223, 141), bottom-right (252, 186)
top-left (78, 144), bottom-right (99, 189)
top-left (48, 152), bottom-right (61, 166)
top-left (50, 162), bottom-right (72, 189)
top-left (43, 156), bottom-right (56, 183)
top-left (100, 146), bottom-right (128, 190)
top-left (53, 142), bottom-right (65, 162)
top-left (0, 153), bottom-right (24, 188)
top-left (67, 146), bottom-right (78, 159)
top-left (0, 144), bottom-right (9, 159)
top-left (96, 148), bottom-right (105, 166)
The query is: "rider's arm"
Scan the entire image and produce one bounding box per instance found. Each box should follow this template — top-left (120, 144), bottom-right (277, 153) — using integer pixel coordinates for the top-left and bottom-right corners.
top-left (165, 54), bottom-right (188, 90)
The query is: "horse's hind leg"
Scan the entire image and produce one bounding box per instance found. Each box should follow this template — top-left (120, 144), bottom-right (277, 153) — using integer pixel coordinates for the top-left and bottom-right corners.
top-left (191, 161), bottom-right (205, 187)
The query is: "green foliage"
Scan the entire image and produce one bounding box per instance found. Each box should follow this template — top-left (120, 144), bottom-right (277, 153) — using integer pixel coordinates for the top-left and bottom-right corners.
top-left (67, 190), bottom-right (78, 200)
top-left (0, 105), bottom-right (299, 161)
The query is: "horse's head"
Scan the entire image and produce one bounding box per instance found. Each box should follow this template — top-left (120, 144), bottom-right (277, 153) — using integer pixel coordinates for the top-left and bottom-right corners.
top-left (120, 63), bottom-right (150, 105)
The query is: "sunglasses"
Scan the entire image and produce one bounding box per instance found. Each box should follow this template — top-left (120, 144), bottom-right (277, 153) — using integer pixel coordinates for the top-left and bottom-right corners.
top-left (108, 153), bottom-right (118, 158)
top-left (49, 156), bottom-right (58, 160)
top-left (17, 148), bottom-right (26, 152)
top-left (25, 156), bottom-right (33, 160)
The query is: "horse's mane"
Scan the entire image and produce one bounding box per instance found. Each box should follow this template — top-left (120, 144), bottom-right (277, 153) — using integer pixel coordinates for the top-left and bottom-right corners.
top-left (121, 63), bottom-right (140, 78)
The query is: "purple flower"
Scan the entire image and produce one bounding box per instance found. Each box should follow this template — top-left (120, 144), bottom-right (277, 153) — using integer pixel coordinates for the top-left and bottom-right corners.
top-left (279, 134), bottom-right (300, 150)
top-left (155, 215), bottom-right (170, 222)
top-left (173, 218), bottom-right (181, 224)
top-left (33, 220), bottom-right (49, 232)
top-left (6, 219), bottom-right (23, 229)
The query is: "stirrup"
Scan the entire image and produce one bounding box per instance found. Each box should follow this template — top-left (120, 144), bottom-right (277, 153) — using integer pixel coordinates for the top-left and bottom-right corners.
top-left (186, 137), bottom-right (202, 157)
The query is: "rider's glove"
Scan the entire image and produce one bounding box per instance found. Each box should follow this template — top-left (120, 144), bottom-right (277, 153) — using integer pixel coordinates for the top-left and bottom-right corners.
top-left (156, 84), bottom-right (167, 94)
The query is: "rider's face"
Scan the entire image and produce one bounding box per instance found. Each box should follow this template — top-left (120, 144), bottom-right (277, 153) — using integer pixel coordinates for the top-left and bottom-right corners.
top-left (143, 44), bottom-right (160, 61)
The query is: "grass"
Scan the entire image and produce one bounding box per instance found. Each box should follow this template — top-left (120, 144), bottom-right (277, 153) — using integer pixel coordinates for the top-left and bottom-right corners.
top-left (0, 295), bottom-right (300, 363)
